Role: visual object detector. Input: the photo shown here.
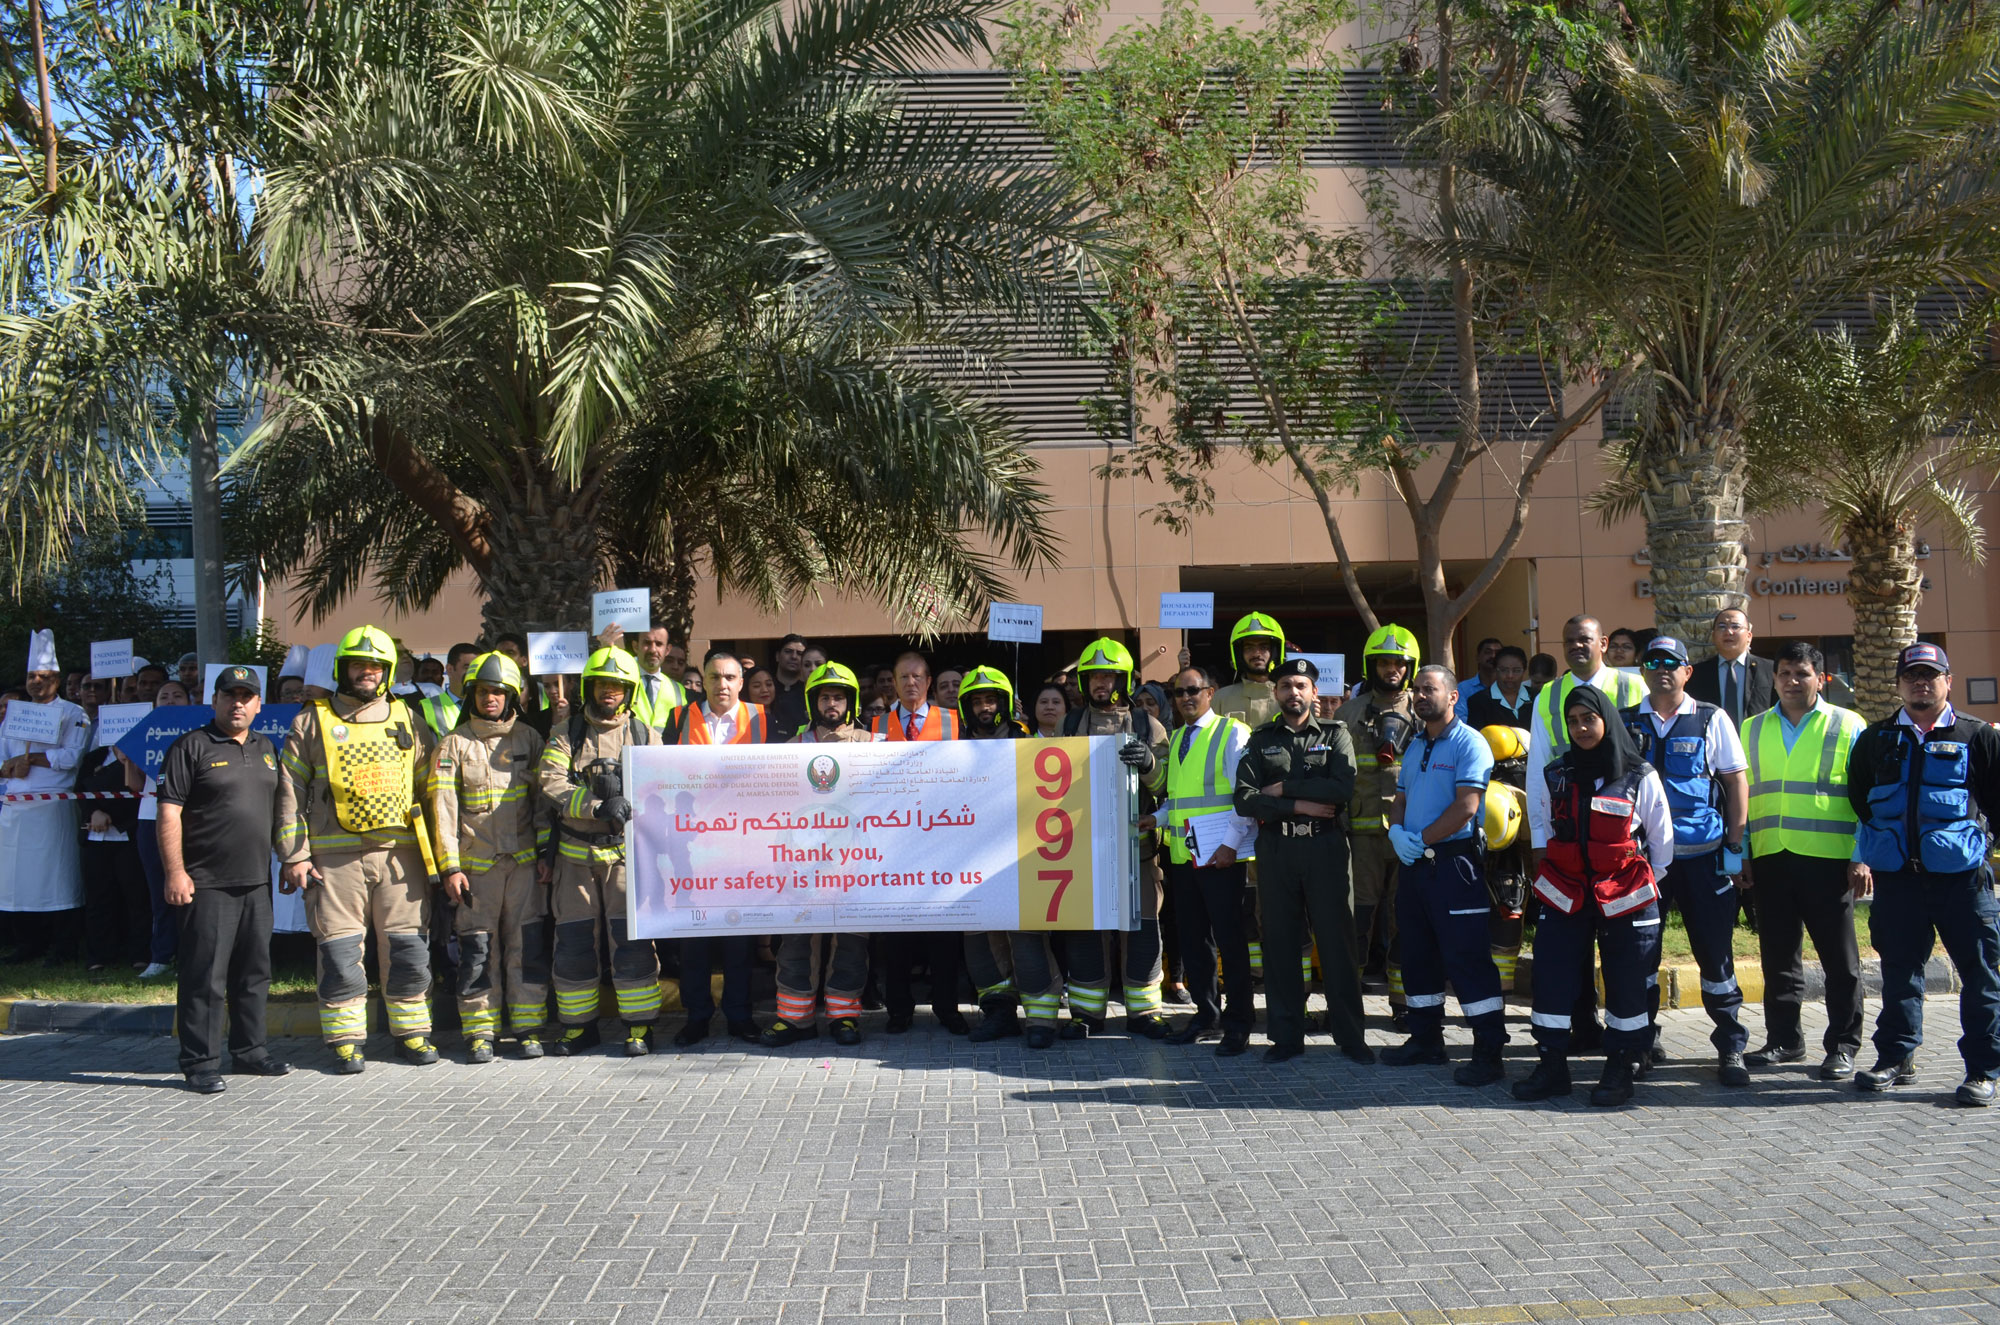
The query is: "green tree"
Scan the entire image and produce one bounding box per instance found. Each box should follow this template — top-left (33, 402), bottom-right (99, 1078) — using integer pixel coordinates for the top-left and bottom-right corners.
top-left (1447, 0), bottom-right (2000, 649)
top-left (1003, 0), bottom-right (1626, 668)
top-left (234, 0), bottom-right (1088, 640)
top-left (1746, 303), bottom-right (2000, 718)
top-left (0, 532), bottom-right (183, 683)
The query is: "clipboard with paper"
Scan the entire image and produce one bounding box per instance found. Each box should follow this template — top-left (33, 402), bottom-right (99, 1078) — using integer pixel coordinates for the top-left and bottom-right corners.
top-left (1183, 808), bottom-right (1257, 866)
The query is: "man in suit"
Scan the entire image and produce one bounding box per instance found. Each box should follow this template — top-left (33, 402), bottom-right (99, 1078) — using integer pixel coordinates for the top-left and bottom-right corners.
top-left (1688, 607), bottom-right (1775, 727)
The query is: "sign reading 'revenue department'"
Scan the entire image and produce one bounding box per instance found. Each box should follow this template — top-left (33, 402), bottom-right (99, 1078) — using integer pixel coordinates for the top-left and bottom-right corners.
top-left (623, 737), bottom-right (1137, 938)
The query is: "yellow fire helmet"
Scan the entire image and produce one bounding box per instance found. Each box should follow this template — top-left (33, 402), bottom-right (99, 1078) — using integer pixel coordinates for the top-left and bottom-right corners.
top-left (580, 647), bottom-right (641, 712)
top-left (461, 651), bottom-right (524, 703)
top-left (956, 664), bottom-right (1017, 722)
top-left (1075, 637), bottom-right (1136, 702)
top-left (334, 624), bottom-right (397, 669)
top-left (1483, 780), bottom-right (1525, 850)
top-left (1480, 724), bottom-right (1531, 762)
top-left (804, 661), bottom-right (861, 724)
top-left (1228, 612), bottom-right (1287, 671)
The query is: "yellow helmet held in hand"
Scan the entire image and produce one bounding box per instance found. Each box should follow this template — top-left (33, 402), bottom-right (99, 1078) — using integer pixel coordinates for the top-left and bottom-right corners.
top-left (1483, 780), bottom-right (1525, 850)
top-left (1075, 637), bottom-right (1136, 702)
top-left (1480, 724), bottom-right (1531, 762)
top-left (581, 647), bottom-right (641, 712)
top-left (1228, 612), bottom-right (1287, 672)
top-left (956, 665), bottom-right (1017, 722)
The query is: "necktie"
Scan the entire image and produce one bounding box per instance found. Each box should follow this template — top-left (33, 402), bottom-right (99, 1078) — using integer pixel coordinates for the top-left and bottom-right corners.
top-left (644, 674), bottom-right (658, 706)
top-left (904, 712), bottom-right (919, 741)
top-left (1179, 726), bottom-right (1196, 761)
top-left (1723, 663), bottom-right (1739, 722)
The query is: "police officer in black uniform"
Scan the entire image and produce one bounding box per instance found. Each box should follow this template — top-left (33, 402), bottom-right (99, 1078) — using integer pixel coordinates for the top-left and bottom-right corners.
top-left (1846, 643), bottom-right (2000, 1105)
top-left (1233, 657), bottom-right (1375, 1064)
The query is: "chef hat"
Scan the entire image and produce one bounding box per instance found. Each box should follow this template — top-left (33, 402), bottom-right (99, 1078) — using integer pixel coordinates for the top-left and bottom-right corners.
top-left (279, 643), bottom-right (310, 679)
top-left (304, 642), bottom-right (338, 693)
top-left (26, 629), bottom-right (57, 673)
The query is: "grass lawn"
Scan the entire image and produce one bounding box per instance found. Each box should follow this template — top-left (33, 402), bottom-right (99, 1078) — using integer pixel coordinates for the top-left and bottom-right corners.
top-left (0, 934), bottom-right (321, 1005)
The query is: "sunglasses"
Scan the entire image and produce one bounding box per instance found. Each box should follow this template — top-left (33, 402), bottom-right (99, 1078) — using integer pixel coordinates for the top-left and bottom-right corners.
top-left (1171, 685), bottom-right (1210, 698)
top-left (1640, 657), bottom-right (1683, 670)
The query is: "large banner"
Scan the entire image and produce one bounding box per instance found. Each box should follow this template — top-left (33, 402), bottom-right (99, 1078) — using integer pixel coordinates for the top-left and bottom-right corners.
top-left (625, 737), bottom-right (1137, 937)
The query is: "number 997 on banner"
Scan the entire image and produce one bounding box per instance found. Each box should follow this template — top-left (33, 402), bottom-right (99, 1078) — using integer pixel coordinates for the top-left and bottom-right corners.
top-left (1015, 740), bottom-right (1094, 929)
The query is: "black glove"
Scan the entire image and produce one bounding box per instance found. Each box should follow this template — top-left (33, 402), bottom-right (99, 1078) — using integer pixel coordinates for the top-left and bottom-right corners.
top-left (595, 795), bottom-right (633, 827)
top-left (1118, 736), bottom-right (1155, 774)
top-left (591, 768), bottom-right (623, 800)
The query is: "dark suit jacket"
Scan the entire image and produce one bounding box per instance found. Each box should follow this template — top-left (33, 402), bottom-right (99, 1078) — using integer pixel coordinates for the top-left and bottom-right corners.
top-left (1687, 652), bottom-right (1776, 722)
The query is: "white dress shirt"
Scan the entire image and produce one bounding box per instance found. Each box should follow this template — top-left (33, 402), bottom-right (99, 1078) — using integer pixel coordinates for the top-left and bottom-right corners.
top-left (703, 700), bottom-right (742, 744)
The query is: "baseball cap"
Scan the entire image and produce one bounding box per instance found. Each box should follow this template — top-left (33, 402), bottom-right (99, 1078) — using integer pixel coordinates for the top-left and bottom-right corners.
top-left (1641, 636), bottom-right (1690, 665)
top-left (1897, 643), bottom-right (1949, 675)
top-left (213, 665), bottom-right (263, 697)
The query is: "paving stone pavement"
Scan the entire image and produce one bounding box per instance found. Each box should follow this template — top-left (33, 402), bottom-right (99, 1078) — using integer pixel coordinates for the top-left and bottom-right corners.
top-left (0, 995), bottom-right (1995, 1325)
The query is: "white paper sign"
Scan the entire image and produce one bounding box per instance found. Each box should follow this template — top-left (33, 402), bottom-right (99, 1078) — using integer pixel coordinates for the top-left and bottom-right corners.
top-left (89, 639), bottom-right (135, 679)
top-left (528, 631), bottom-right (590, 675)
top-left (1294, 652), bottom-right (1345, 689)
top-left (592, 589), bottom-right (651, 636)
top-left (987, 602), bottom-right (1044, 644)
top-left (2, 700), bottom-right (66, 745)
top-left (304, 643), bottom-right (337, 694)
top-left (1157, 593), bottom-right (1215, 631)
top-left (204, 663), bottom-right (268, 700)
top-left (93, 702), bottom-right (151, 749)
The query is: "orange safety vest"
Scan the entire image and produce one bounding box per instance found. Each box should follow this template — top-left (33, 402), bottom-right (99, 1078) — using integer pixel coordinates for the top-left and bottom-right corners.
top-left (668, 703), bottom-right (768, 745)
top-left (871, 706), bottom-right (960, 741)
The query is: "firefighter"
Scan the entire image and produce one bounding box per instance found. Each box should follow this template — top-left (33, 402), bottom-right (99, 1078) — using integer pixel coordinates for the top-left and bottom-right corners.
top-left (765, 661), bottom-right (876, 1049)
top-left (538, 646), bottom-right (663, 1057)
top-left (277, 625), bottom-right (439, 1073)
top-left (1062, 638), bottom-right (1171, 1037)
top-left (1335, 624), bottom-right (1422, 1023)
top-left (429, 651), bottom-right (551, 1062)
top-left (1212, 611), bottom-right (1286, 981)
top-left (956, 666), bottom-right (1072, 1049)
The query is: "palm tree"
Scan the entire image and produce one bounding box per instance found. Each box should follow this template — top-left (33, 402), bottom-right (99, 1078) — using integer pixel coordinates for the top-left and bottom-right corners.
top-left (235, 0), bottom-right (1090, 637)
top-left (1446, 0), bottom-right (2000, 648)
top-left (1746, 303), bottom-right (2000, 718)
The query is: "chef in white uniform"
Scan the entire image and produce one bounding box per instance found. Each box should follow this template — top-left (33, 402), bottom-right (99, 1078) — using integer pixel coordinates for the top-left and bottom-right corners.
top-left (1, 630), bottom-right (92, 960)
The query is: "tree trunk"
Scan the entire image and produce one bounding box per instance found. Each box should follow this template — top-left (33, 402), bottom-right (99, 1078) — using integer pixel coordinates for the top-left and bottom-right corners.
top-left (1845, 513), bottom-right (1921, 722)
top-left (1638, 413), bottom-right (1749, 656)
top-left (656, 518), bottom-right (699, 647)
top-left (476, 473), bottom-right (604, 638)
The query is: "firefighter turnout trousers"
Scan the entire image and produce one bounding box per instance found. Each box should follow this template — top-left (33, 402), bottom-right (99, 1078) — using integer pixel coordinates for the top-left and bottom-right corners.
top-left (775, 932), bottom-right (871, 1026)
top-left (964, 930), bottom-right (1065, 1027)
top-left (550, 857), bottom-right (660, 1030)
top-left (305, 844), bottom-right (433, 1046)
top-left (454, 858), bottom-right (550, 1041)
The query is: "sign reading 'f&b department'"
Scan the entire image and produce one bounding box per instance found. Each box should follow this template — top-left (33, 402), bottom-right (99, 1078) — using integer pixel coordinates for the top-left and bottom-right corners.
top-left (623, 737), bottom-right (1137, 937)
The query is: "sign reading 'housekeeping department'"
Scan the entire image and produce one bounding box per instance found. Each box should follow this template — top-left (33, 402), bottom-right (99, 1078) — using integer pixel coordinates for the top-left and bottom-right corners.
top-left (624, 737), bottom-right (1136, 937)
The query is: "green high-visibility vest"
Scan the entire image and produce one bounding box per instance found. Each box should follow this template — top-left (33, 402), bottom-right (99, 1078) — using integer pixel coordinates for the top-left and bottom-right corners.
top-left (1533, 669), bottom-right (1648, 759)
top-left (628, 670), bottom-right (689, 730)
top-left (1163, 714), bottom-right (1254, 866)
top-left (1743, 702), bottom-right (1865, 859)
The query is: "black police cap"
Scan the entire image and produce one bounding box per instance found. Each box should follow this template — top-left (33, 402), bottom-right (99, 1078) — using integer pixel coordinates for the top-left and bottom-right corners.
top-left (1271, 657), bottom-right (1318, 682)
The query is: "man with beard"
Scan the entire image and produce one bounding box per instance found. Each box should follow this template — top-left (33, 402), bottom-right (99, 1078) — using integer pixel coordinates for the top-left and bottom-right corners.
top-left (765, 662), bottom-right (877, 1048)
top-left (1062, 640), bottom-right (1171, 1037)
top-left (430, 651), bottom-right (552, 1062)
top-left (1382, 665), bottom-right (1505, 1085)
top-left (1211, 612), bottom-right (1286, 982)
top-left (1234, 658), bottom-right (1373, 1064)
top-left (539, 646), bottom-right (664, 1057)
top-left (278, 625), bottom-right (439, 1072)
top-left (1335, 625), bottom-right (1422, 1021)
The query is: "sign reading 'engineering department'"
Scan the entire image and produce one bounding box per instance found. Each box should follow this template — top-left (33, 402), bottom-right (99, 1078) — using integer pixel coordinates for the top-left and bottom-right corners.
top-left (623, 737), bottom-right (1137, 938)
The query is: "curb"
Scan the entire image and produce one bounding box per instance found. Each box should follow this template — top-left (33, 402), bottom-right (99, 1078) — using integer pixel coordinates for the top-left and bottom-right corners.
top-left (1, 974), bottom-right (718, 1039)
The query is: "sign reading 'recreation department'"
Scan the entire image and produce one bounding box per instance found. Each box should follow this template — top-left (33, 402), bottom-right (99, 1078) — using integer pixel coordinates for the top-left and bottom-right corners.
top-left (623, 737), bottom-right (1136, 937)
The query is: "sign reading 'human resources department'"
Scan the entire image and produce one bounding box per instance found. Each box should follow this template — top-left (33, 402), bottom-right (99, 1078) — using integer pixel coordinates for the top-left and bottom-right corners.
top-left (623, 737), bottom-right (1136, 937)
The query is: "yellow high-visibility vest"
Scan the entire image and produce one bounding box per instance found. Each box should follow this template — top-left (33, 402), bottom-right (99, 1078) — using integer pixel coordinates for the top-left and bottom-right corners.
top-left (315, 698), bottom-right (423, 835)
top-left (1743, 702), bottom-right (1865, 859)
top-left (1163, 715), bottom-right (1253, 866)
top-left (1533, 669), bottom-right (1648, 759)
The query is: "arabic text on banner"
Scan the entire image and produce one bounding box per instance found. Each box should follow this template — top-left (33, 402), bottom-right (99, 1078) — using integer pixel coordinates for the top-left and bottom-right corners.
top-left (623, 737), bottom-right (1135, 936)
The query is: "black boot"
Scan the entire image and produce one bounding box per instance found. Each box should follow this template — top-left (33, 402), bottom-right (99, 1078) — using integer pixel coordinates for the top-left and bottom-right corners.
top-left (1590, 1049), bottom-right (1637, 1107)
top-left (1454, 1045), bottom-right (1506, 1087)
top-left (968, 994), bottom-right (1021, 1042)
top-left (1380, 1034), bottom-right (1449, 1066)
top-left (1512, 1049), bottom-right (1572, 1101)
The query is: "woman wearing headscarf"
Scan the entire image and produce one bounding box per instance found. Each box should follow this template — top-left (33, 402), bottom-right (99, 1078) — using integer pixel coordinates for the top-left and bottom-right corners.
top-left (1516, 683), bottom-right (1674, 1107)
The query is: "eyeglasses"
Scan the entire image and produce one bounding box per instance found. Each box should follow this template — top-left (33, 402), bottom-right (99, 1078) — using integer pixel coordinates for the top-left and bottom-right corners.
top-left (1714, 621), bottom-right (1747, 632)
top-left (1171, 685), bottom-right (1210, 698)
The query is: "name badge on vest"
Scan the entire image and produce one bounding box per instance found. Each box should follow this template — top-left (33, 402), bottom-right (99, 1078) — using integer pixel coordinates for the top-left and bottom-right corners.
top-left (1590, 796), bottom-right (1634, 816)
top-left (1668, 738), bottom-right (1700, 755)
top-left (1930, 742), bottom-right (1966, 757)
